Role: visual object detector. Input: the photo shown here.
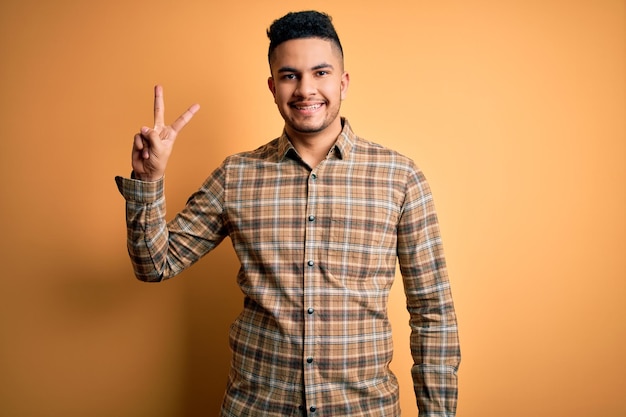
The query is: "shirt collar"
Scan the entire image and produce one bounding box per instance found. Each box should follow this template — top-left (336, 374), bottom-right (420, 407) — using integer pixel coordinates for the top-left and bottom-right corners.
top-left (277, 118), bottom-right (356, 162)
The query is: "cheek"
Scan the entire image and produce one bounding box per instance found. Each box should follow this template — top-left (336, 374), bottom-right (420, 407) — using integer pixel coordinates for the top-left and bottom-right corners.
top-left (273, 86), bottom-right (290, 104)
top-left (328, 85), bottom-right (344, 101)
top-left (326, 79), bottom-right (345, 100)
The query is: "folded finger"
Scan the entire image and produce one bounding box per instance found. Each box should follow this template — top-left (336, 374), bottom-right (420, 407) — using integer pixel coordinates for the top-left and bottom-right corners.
top-left (134, 133), bottom-right (144, 150)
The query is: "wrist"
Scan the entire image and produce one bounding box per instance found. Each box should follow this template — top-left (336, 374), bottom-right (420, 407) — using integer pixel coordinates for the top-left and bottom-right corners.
top-left (131, 171), bottom-right (163, 182)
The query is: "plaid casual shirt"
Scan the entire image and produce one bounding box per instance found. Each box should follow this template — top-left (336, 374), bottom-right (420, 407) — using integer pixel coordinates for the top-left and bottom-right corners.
top-left (115, 119), bottom-right (460, 417)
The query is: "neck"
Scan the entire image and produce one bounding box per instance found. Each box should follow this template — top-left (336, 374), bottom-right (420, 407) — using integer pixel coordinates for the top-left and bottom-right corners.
top-left (286, 119), bottom-right (343, 168)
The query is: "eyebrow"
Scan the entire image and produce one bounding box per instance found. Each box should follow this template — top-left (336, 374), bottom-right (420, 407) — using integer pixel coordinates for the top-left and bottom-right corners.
top-left (277, 63), bottom-right (335, 73)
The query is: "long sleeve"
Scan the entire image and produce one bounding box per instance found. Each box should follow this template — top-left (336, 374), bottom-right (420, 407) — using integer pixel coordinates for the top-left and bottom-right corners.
top-left (114, 168), bottom-right (228, 282)
top-left (115, 120), bottom-right (459, 416)
top-left (397, 166), bottom-right (460, 416)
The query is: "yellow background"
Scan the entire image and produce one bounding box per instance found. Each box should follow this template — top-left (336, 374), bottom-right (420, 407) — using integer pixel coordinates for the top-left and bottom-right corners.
top-left (1, 0), bottom-right (624, 416)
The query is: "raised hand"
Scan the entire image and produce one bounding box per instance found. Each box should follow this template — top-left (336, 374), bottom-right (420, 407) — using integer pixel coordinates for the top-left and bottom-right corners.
top-left (131, 85), bottom-right (200, 181)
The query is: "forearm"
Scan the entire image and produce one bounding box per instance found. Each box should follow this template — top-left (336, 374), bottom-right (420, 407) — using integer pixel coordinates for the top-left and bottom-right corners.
top-left (408, 283), bottom-right (460, 415)
top-left (401, 243), bottom-right (460, 414)
top-left (115, 168), bottom-right (228, 281)
top-left (116, 175), bottom-right (180, 281)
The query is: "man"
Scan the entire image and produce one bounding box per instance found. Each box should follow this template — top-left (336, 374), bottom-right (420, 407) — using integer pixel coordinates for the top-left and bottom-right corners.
top-left (116, 10), bottom-right (460, 417)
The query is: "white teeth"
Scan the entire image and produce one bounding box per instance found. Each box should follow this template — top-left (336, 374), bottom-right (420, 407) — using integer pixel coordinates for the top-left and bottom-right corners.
top-left (295, 104), bottom-right (321, 110)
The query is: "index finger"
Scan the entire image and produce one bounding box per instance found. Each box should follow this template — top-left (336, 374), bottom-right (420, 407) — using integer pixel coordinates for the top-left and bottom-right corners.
top-left (153, 85), bottom-right (165, 129)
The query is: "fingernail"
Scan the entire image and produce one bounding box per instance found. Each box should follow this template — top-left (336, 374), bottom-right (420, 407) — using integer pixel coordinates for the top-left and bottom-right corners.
top-left (141, 127), bottom-right (149, 134)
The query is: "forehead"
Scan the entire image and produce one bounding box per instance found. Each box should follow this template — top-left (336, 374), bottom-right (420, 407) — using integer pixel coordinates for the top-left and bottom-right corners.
top-left (270, 37), bottom-right (343, 70)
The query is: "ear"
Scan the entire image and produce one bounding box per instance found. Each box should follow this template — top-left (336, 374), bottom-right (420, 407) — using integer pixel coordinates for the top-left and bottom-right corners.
top-left (268, 76), bottom-right (276, 98)
top-left (340, 71), bottom-right (350, 100)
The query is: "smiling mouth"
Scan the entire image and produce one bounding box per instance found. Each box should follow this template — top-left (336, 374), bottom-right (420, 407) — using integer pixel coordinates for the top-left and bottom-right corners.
top-left (292, 103), bottom-right (323, 111)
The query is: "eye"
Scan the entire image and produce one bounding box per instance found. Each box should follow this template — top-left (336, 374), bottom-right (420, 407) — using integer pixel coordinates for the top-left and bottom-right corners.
top-left (282, 73), bottom-right (297, 80)
top-left (316, 70), bottom-right (329, 77)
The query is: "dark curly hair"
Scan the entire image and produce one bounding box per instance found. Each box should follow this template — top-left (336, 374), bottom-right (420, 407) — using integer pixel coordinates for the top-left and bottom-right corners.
top-left (267, 10), bottom-right (344, 64)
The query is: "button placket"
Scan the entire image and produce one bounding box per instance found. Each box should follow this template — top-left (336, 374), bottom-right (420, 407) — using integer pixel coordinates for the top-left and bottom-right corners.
top-left (303, 169), bottom-right (320, 413)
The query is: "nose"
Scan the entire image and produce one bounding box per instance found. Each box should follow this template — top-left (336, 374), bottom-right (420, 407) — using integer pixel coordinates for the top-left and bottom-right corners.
top-left (294, 74), bottom-right (316, 97)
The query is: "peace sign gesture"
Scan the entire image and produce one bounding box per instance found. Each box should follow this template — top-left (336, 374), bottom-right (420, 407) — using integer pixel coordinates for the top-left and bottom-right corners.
top-left (131, 85), bottom-right (200, 181)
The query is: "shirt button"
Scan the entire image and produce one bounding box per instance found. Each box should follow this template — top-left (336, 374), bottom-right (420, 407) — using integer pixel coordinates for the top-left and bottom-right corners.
top-left (307, 260), bottom-right (314, 267)
top-left (307, 307), bottom-right (314, 314)
top-left (310, 406), bottom-right (317, 412)
top-left (311, 173), bottom-right (317, 179)
top-left (308, 215), bottom-right (315, 221)
top-left (306, 357), bottom-right (313, 363)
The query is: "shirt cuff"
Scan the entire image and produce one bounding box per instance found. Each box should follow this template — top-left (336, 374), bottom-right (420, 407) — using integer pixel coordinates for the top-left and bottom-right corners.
top-left (114, 175), bottom-right (164, 204)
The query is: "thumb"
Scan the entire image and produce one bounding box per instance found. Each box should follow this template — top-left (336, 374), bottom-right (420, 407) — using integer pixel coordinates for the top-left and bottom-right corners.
top-left (138, 126), bottom-right (164, 158)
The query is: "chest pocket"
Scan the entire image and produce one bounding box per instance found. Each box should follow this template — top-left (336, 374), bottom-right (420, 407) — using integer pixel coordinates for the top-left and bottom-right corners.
top-left (325, 204), bottom-right (397, 280)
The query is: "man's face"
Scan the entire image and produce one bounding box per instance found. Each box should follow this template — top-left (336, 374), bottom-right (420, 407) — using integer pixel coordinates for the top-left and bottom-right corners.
top-left (268, 38), bottom-right (349, 139)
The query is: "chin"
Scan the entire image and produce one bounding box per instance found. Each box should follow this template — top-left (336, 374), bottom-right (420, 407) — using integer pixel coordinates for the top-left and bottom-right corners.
top-left (288, 119), bottom-right (327, 134)
top-left (294, 125), bottom-right (328, 135)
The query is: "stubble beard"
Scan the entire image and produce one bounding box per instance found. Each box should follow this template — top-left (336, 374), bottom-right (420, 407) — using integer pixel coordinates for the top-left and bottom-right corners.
top-left (285, 101), bottom-right (341, 136)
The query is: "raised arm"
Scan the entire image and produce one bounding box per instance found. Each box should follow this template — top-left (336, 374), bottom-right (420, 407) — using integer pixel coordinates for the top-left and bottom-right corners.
top-left (116, 86), bottom-right (228, 282)
top-left (132, 85), bottom-right (200, 181)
